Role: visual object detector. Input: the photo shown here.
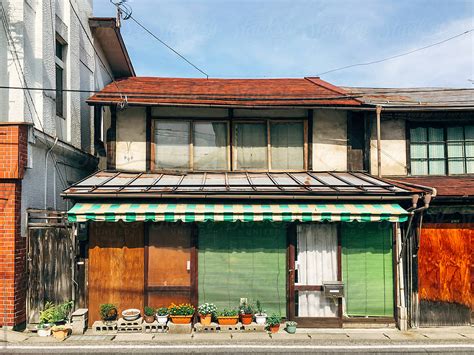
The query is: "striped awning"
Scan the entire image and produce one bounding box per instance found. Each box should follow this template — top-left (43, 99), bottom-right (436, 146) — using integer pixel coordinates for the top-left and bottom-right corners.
top-left (67, 202), bottom-right (409, 223)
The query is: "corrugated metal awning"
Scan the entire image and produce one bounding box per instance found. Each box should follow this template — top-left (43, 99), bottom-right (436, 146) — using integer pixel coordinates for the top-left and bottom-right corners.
top-left (67, 202), bottom-right (409, 223)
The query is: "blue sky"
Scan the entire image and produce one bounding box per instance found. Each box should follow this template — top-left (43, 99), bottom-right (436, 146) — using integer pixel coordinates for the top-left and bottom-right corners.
top-left (94, 0), bottom-right (474, 87)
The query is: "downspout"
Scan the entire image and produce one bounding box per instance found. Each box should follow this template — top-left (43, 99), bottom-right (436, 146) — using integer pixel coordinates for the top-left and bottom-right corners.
top-left (45, 137), bottom-right (59, 209)
top-left (376, 105), bottom-right (382, 177)
top-left (396, 223), bottom-right (407, 331)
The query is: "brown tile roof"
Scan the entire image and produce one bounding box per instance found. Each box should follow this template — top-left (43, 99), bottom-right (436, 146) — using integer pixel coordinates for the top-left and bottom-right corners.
top-left (87, 77), bottom-right (361, 107)
top-left (389, 176), bottom-right (474, 198)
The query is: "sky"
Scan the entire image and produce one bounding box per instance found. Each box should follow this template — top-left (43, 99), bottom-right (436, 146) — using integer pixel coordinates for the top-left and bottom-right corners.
top-left (94, 0), bottom-right (474, 88)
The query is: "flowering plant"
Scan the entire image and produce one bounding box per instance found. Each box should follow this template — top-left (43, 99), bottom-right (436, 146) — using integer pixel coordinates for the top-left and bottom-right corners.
top-left (197, 303), bottom-right (217, 316)
top-left (216, 308), bottom-right (239, 317)
top-left (168, 303), bottom-right (195, 316)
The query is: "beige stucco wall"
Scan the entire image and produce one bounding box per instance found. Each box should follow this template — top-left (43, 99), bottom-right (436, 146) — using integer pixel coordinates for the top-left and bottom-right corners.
top-left (116, 107), bottom-right (147, 171)
top-left (312, 110), bottom-right (347, 171)
top-left (370, 117), bottom-right (407, 176)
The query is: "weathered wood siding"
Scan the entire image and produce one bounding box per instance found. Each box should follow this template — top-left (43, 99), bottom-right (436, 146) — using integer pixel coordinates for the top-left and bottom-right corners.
top-left (419, 223), bottom-right (472, 325)
top-left (88, 222), bottom-right (144, 325)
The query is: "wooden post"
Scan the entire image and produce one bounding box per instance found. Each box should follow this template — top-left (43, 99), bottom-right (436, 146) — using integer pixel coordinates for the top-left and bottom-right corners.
top-left (376, 105), bottom-right (382, 177)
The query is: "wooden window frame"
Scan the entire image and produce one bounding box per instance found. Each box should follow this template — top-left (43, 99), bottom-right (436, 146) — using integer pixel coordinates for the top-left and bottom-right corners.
top-left (150, 117), bottom-right (309, 173)
top-left (408, 122), bottom-right (474, 176)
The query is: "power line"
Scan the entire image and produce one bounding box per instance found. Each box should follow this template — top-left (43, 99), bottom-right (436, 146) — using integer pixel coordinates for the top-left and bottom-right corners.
top-left (111, 1), bottom-right (209, 79)
top-left (316, 28), bottom-right (474, 76)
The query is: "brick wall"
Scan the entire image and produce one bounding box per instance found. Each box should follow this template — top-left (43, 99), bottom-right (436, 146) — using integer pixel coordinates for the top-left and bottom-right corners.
top-left (0, 124), bottom-right (29, 327)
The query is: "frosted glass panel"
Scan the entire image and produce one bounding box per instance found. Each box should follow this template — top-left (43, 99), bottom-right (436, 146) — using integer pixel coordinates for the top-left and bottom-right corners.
top-left (411, 161), bottom-right (428, 175)
top-left (155, 121), bottom-right (190, 169)
top-left (410, 143), bottom-right (427, 159)
top-left (428, 143), bottom-right (445, 159)
top-left (429, 160), bottom-right (445, 175)
top-left (235, 123), bottom-right (267, 169)
top-left (410, 127), bottom-right (427, 142)
top-left (271, 122), bottom-right (304, 170)
top-left (428, 127), bottom-right (444, 142)
top-left (193, 122), bottom-right (228, 170)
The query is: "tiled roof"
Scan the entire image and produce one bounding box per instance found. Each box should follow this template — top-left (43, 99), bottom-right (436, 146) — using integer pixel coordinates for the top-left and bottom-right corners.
top-left (389, 176), bottom-right (474, 198)
top-left (87, 77), bottom-right (361, 107)
top-left (62, 170), bottom-right (416, 199)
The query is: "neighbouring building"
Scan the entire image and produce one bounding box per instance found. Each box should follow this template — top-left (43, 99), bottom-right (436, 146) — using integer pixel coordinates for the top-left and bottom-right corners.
top-left (344, 87), bottom-right (474, 327)
top-left (63, 77), bottom-right (436, 329)
top-left (0, 0), bottom-right (133, 329)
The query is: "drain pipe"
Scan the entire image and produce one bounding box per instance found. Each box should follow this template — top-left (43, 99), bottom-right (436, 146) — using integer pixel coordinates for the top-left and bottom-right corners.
top-left (376, 105), bottom-right (382, 178)
top-left (45, 137), bottom-right (59, 209)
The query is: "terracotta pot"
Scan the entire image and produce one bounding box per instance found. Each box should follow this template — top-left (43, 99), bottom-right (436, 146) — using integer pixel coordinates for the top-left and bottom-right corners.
top-left (269, 324), bottom-right (280, 333)
top-left (170, 315), bottom-right (193, 324)
top-left (200, 314), bottom-right (212, 325)
top-left (144, 314), bottom-right (155, 323)
top-left (52, 328), bottom-right (70, 340)
top-left (217, 316), bottom-right (239, 326)
top-left (240, 314), bottom-right (253, 325)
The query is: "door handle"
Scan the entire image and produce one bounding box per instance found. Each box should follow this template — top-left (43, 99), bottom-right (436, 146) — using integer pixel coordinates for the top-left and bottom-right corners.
top-left (186, 260), bottom-right (191, 271)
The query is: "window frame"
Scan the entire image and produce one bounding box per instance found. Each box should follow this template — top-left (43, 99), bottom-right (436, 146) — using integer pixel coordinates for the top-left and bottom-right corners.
top-left (55, 36), bottom-right (66, 118)
top-left (151, 117), bottom-right (308, 172)
top-left (408, 122), bottom-right (474, 176)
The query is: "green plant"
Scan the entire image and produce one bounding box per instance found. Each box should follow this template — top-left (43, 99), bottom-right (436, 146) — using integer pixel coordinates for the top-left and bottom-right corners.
top-left (156, 307), bottom-right (169, 316)
top-left (39, 301), bottom-right (73, 324)
top-left (99, 303), bottom-right (118, 321)
top-left (36, 323), bottom-right (50, 329)
top-left (168, 303), bottom-right (195, 316)
top-left (255, 300), bottom-right (266, 315)
top-left (216, 309), bottom-right (239, 317)
top-left (239, 302), bottom-right (253, 315)
top-left (286, 321), bottom-right (297, 327)
top-left (266, 313), bottom-right (282, 326)
top-left (198, 303), bottom-right (217, 316)
top-left (144, 306), bottom-right (154, 317)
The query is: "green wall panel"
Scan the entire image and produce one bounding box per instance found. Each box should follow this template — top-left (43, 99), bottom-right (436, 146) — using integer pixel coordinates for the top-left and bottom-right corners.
top-left (198, 222), bottom-right (286, 317)
top-left (341, 223), bottom-right (394, 317)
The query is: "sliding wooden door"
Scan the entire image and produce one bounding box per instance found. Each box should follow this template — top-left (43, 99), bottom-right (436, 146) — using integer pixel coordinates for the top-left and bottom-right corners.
top-left (146, 223), bottom-right (195, 307)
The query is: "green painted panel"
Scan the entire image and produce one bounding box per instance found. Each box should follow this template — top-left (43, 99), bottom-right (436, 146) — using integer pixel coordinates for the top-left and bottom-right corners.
top-left (342, 223), bottom-right (394, 317)
top-left (198, 222), bottom-right (286, 317)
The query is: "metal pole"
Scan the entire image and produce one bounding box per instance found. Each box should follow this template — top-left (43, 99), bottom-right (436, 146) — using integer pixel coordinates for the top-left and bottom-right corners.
top-left (376, 105), bottom-right (382, 177)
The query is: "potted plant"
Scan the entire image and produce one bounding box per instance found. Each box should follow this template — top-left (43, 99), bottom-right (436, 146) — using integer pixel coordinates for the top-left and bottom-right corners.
top-left (285, 321), bottom-right (297, 334)
top-left (197, 303), bottom-right (216, 326)
top-left (266, 314), bottom-right (281, 333)
top-left (51, 325), bottom-right (70, 340)
top-left (39, 301), bottom-right (73, 325)
top-left (144, 306), bottom-right (155, 323)
top-left (168, 303), bottom-right (195, 324)
top-left (156, 307), bottom-right (169, 324)
top-left (216, 309), bottom-right (239, 326)
top-left (254, 300), bottom-right (267, 325)
top-left (239, 302), bottom-right (254, 325)
top-left (99, 303), bottom-right (118, 323)
top-left (36, 323), bottom-right (51, 337)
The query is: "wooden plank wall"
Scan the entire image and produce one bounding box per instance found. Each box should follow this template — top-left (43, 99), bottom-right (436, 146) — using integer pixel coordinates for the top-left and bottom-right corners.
top-left (418, 223), bottom-right (472, 325)
top-left (88, 222), bottom-right (144, 325)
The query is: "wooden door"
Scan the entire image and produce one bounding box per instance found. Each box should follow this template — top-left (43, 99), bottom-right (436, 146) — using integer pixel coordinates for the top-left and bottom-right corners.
top-left (146, 223), bottom-right (194, 308)
top-left (289, 224), bottom-right (342, 327)
top-left (88, 222), bottom-right (144, 325)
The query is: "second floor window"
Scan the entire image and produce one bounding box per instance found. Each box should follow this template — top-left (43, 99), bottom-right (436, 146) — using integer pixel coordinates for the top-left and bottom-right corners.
top-left (410, 124), bottom-right (474, 175)
top-left (153, 119), bottom-right (306, 171)
top-left (55, 38), bottom-right (66, 117)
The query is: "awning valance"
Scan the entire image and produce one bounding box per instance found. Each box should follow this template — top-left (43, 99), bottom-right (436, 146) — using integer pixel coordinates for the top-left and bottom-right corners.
top-left (67, 202), bottom-right (409, 223)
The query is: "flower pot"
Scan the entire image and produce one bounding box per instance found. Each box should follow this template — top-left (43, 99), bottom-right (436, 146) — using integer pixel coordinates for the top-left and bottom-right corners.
top-left (240, 314), bottom-right (253, 325)
top-left (217, 316), bottom-right (239, 326)
top-left (37, 327), bottom-right (51, 337)
top-left (51, 328), bottom-right (70, 340)
top-left (156, 314), bottom-right (169, 324)
top-left (269, 324), bottom-right (280, 333)
top-left (286, 325), bottom-right (297, 334)
top-left (199, 314), bottom-right (212, 325)
top-left (255, 314), bottom-right (267, 325)
top-left (170, 315), bottom-right (193, 324)
top-left (144, 315), bottom-right (155, 323)
top-left (122, 309), bottom-right (140, 321)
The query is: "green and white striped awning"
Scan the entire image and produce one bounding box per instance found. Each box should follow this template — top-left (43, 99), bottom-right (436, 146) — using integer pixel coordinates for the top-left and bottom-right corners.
top-left (68, 202), bottom-right (409, 223)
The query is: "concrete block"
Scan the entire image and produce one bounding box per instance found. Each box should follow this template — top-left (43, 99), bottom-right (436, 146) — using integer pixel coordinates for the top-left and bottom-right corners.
top-left (71, 308), bottom-right (88, 335)
top-left (194, 322), bottom-right (219, 333)
top-left (217, 322), bottom-right (242, 333)
top-left (242, 322), bottom-right (266, 332)
top-left (117, 317), bottom-right (143, 333)
top-left (92, 320), bottom-right (117, 334)
top-left (167, 322), bottom-right (192, 334)
top-left (142, 321), bottom-right (168, 333)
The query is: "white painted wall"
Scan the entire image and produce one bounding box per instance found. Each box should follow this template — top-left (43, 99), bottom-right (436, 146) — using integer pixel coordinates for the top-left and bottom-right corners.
top-left (312, 109), bottom-right (348, 171)
top-left (370, 117), bottom-right (407, 176)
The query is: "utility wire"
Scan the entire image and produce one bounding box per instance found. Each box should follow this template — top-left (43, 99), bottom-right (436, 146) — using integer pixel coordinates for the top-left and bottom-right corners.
top-left (316, 28), bottom-right (474, 76)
